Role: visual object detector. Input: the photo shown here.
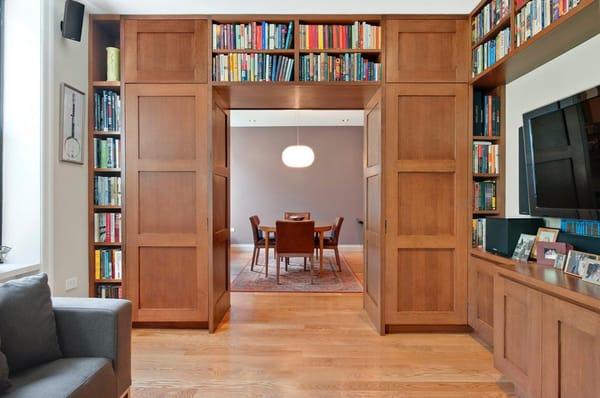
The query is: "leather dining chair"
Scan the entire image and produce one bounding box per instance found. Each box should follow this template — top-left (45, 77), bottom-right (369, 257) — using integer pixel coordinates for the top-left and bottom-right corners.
top-left (315, 217), bottom-right (344, 271)
top-left (249, 215), bottom-right (275, 273)
top-left (275, 220), bottom-right (315, 284)
top-left (284, 211), bottom-right (311, 221)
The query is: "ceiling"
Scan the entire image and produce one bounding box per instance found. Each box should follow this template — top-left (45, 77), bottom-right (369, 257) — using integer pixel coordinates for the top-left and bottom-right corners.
top-left (88, 0), bottom-right (479, 15)
top-left (230, 110), bottom-right (364, 127)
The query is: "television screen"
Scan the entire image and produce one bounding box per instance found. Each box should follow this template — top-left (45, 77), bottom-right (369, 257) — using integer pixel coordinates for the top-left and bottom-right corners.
top-left (523, 87), bottom-right (600, 219)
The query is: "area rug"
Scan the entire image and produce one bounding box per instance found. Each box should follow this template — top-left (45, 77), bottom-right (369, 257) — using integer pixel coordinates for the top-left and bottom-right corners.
top-left (232, 253), bottom-right (363, 293)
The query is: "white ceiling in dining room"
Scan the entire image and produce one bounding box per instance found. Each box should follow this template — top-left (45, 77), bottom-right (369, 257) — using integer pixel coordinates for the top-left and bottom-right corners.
top-left (90, 0), bottom-right (480, 14)
top-left (230, 110), bottom-right (364, 127)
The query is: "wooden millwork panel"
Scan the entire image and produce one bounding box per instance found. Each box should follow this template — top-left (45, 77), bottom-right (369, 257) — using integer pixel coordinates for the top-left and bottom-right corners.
top-left (125, 84), bottom-right (209, 324)
top-left (123, 19), bottom-right (208, 83)
top-left (494, 276), bottom-right (542, 398)
top-left (385, 18), bottom-right (468, 83)
top-left (384, 83), bottom-right (469, 326)
top-left (363, 88), bottom-right (385, 334)
top-left (468, 255), bottom-right (496, 346)
top-left (541, 295), bottom-right (600, 398)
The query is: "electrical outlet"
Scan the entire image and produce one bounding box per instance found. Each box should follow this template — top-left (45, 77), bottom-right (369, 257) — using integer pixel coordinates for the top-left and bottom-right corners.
top-left (65, 277), bottom-right (78, 291)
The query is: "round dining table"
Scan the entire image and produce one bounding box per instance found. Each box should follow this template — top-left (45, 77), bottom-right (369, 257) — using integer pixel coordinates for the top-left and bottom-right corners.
top-left (258, 222), bottom-right (333, 277)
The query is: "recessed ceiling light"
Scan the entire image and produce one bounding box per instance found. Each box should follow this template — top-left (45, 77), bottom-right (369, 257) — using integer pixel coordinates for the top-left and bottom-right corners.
top-left (249, 119), bottom-right (256, 123)
top-left (341, 118), bottom-right (350, 123)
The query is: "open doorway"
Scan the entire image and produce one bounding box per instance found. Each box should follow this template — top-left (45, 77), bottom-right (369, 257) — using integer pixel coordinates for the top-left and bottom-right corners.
top-left (228, 110), bottom-right (365, 293)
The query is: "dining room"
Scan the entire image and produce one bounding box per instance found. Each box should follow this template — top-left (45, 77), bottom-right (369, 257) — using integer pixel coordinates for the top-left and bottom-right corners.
top-left (229, 110), bottom-right (365, 293)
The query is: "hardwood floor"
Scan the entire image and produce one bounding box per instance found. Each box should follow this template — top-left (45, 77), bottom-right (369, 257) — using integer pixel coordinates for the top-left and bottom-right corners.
top-left (131, 292), bottom-right (515, 397)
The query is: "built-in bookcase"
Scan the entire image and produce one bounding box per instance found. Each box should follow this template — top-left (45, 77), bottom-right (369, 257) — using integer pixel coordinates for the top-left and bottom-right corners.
top-left (88, 15), bottom-right (124, 298)
top-left (210, 16), bottom-right (383, 84)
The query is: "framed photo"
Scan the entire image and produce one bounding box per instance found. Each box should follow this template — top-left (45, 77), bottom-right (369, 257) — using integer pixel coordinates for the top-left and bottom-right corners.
top-left (536, 242), bottom-right (573, 266)
top-left (60, 83), bottom-right (86, 164)
top-left (564, 250), bottom-right (599, 277)
top-left (554, 253), bottom-right (567, 269)
top-left (531, 227), bottom-right (559, 259)
top-left (512, 234), bottom-right (536, 262)
top-left (582, 260), bottom-right (600, 285)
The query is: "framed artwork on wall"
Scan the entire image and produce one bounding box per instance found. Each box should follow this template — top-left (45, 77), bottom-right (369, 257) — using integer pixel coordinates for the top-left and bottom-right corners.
top-left (60, 83), bottom-right (85, 164)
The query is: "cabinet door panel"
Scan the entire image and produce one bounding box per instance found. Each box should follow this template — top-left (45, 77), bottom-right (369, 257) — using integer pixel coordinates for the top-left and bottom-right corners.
top-left (468, 256), bottom-right (496, 346)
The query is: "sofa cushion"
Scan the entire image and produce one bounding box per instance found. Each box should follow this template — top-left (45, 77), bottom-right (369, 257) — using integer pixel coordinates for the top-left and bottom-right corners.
top-left (0, 337), bottom-right (9, 393)
top-left (5, 357), bottom-right (116, 398)
top-left (0, 273), bottom-right (62, 373)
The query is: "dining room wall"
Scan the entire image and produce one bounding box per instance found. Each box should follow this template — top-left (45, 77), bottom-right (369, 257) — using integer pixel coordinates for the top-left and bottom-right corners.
top-left (231, 126), bottom-right (364, 245)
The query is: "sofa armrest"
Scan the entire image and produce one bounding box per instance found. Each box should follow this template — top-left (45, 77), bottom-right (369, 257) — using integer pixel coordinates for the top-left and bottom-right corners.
top-left (52, 297), bottom-right (131, 397)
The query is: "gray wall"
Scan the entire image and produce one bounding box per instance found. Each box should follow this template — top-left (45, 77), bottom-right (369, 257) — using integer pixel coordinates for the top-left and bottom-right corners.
top-left (231, 126), bottom-right (364, 244)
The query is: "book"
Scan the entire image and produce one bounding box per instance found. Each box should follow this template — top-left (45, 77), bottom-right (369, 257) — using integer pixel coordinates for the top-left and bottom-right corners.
top-left (212, 21), bottom-right (294, 50)
top-left (472, 27), bottom-right (511, 76)
top-left (94, 90), bottom-right (121, 132)
top-left (515, 0), bottom-right (581, 47)
top-left (94, 176), bottom-right (122, 206)
top-left (299, 22), bottom-right (381, 50)
top-left (93, 138), bottom-right (120, 169)
top-left (212, 53), bottom-right (294, 82)
top-left (299, 53), bottom-right (381, 82)
top-left (474, 180), bottom-right (497, 211)
top-left (473, 142), bottom-right (500, 174)
top-left (471, 0), bottom-right (511, 44)
top-left (94, 213), bottom-right (122, 243)
top-left (473, 91), bottom-right (501, 136)
top-left (96, 284), bottom-right (122, 299)
top-left (472, 218), bottom-right (487, 248)
top-left (94, 249), bottom-right (123, 280)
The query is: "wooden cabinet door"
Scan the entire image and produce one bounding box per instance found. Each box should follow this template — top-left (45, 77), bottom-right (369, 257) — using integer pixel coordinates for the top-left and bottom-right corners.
top-left (209, 95), bottom-right (231, 332)
top-left (494, 276), bottom-right (542, 398)
top-left (384, 83), bottom-right (469, 326)
top-left (541, 295), bottom-right (600, 398)
top-left (363, 88), bottom-right (385, 334)
top-left (125, 84), bottom-right (209, 324)
top-left (385, 19), bottom-right (468, 83)
top-left (468, 256), bottom-right (496, 346)
top-left (123, 19), bottom-right (208, 83)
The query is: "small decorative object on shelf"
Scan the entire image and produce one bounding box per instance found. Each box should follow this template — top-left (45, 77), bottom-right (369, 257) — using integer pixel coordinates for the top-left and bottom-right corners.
top-left (471, 0), bottom-right (511, 44)
top-left (299, 21), bottom-right (381, 50)
top-left (0, 246), bottom-right (11, 263)
top-left (582, 259), bottom-right (600, 285)
top-left (531, 227), bottom-right (560, 259)
top-left (511, 233), bottom-right (536, 262)
top-left (299, 53), bottom-right (381, 81)
top-left (564, 250), bottom-right (598, 277)
top-left (536, 241), bottom-right (572, 266)
top-left (515, 0), bottom-right (582, 47)
top-left (106, 47), bottom-right (120, 81)
top-left (472, 27), bottom-right (510, 76)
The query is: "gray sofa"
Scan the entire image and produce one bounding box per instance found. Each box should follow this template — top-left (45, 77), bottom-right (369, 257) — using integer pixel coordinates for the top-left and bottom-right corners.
top-left (2, 296), bottom-right (131, 398)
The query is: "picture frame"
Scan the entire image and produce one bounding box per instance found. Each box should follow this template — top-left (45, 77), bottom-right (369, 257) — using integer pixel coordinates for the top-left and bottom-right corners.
top-left (554, 253), bottom-right (567, 270)
top-left (536, 242), bottom-right (573, 266)
top-left (582, 260), bottom-right (600, 285)
top-left (60, 83), bottom-right (86, 164)
top-left (531, 227), bottom-right (560, 259)
top-left (511, 234), bottom-right (536, 262)
top-left (564, 250), bottom-right (599, 277)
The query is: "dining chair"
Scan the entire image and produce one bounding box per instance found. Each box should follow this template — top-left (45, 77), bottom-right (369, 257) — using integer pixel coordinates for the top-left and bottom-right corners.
top-left (275, 220), bottom-right (315, 284)
top-left (249, 215), bottom-right (275, 273)
top-left (284, 211), bottom-right (311, 221)
top-left (315, 217), bottom-right (344, 271)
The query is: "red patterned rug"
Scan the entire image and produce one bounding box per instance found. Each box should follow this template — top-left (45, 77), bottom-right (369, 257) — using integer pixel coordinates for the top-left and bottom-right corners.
top-left (231, 252), bottom-right (363, 293)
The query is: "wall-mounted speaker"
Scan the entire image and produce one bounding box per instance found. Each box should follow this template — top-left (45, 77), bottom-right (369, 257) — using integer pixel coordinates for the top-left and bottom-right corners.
top-left (61, 0), bottom-right (85, 42)
top-left (519, 126), bottom-right (531, 215)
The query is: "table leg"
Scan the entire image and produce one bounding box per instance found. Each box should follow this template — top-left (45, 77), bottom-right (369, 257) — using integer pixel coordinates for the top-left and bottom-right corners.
top-left (319, 231), bottom-right (324, 273)
top-left (264, 232), bottom-right (269, 277)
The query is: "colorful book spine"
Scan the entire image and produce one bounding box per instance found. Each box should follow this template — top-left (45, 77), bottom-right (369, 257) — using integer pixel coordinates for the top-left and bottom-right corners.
top-left (560, 219), bottom-right (600, 238)
top-left (212, 53), bottom-right (294, 82)
top-left (96, 284), bottom-right (123, 299)
top-left (299, 53), bottom-right (381, 82)
top-left (515, 0), bottom-right (580, 47)
top-left (212, 21), bottom-right (294, 50)
top-left (471, 0), bottom-right (511, 44)
top-left (472, 218), bottom-right (487, 248)
top-left (94, 90), bottom-right (121, 132)
top-left (473, 180), bottom-right (497, 211)
top-left (299, 22), bottom-right (381, 50)
top-left (94, 176), bottom-right (122, 206)
top-left (472, 27), bottom-right (511, 76)
top-left (94, 213), bottom-right (122, 243)
top-left (473, 142), bottom-right (500, 174)
top-left (94, 249), bottom-right (123, 280)
top-left (93, 138), bottom-right (120, 169)
top-left (473, 91), bottom-right (501, 136)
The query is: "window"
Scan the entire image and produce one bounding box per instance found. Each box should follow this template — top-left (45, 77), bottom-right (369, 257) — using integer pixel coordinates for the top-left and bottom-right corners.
top-left (0, 0), bottom-right (4, 246)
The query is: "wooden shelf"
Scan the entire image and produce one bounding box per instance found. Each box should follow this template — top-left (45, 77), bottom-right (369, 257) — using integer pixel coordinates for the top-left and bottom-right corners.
top-left (94, 242), bottom-right (122, 247)
top-left (471, 15), bottom-right (511, 49)
top-left (95, 279), bottom-right (122, 284)
top-left (93, 131), bottom-right (121, 137)
top-left (93, 81), bottom-right (121, 88)
top-left (473, 173), bottom-right (500, 178)
top-left (212, 48), bottom-right (295, 54)
top-left (298, 48), bottom-right (381, 54)
top-left (94, 168), bottom-right (121, 173)
top-left (472, 135), bottom-right (501, 141)
top-left (473, 210), bottom-right (500, 215)
top-left (94, 205), bottom-right (122, 211)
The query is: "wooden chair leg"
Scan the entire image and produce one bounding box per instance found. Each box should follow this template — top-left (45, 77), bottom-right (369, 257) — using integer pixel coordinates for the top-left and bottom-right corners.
top-left (285, 257), bottom-right (289, 271)
top-left (334, 247), bottom-right (341, 271)
top-left (255, 247), bottom-right (260, 265)
top-left (310, 256), bottom-right (314, 284)
top-left (251, 247), bottom-right (256, 271)
top-left (276, 256), bottom-right (281, 284)
top-left (304, 257), bottom-right (307, 271)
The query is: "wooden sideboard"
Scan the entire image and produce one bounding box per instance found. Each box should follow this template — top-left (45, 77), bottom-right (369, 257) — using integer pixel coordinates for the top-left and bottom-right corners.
top-left (469, 249), bottom-right (600, 398)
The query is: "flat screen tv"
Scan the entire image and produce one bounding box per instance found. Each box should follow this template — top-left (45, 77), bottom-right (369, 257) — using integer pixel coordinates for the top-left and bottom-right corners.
top-left (523, 86), bottom-right (600, 220)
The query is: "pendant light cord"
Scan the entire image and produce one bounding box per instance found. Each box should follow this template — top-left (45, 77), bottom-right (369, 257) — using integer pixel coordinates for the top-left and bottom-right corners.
top-left (296, 126), bottom-right (300, 145)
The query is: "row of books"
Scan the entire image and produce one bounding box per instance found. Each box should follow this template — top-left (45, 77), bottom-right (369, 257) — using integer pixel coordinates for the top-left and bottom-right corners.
top-left (473, 91), bottom-right (501, 136)
top-left (95, 249), bottom-right (122, 280)
top-left (212, 54), bottom-right (294, 82)
top-left (299, 53), bottom-right (381, 82)
top-left (515, 0), bottom-right (581, 47)
top-left (474, 180), bottom-right (497, 211)
top-left (212, 22), bottom-right (294, 50)
top-left (472, 218), bottom-right (486, 248)
top-left (471, 0), bottom-right (511, 44)
top-left (96, 284), bottom-right (122, 299)
top-left (473, 142), bottom-right (500, 174)
top-left (298, 22), bottom-right (381, 50)
top-left (472, 27), bottom-right (511, 76)
top-left (94, 213), bottom-right (122, 243)
top-left (94, 176), bottom-right (121, 206)
top-left (94, 90), bottom-right (121, 132)
top-left (93, 138), bottom-right (120, 169)
top-left (561, 219), bottom-right (600, 238)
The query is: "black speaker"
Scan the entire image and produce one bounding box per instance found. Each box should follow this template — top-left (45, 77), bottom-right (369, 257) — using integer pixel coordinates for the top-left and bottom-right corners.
top-left (518, 126), bottom-right (531, 215)
top-left (485, 217), bottom-right (544, 257)
top-left (61, 0), bottom-right (85, 42)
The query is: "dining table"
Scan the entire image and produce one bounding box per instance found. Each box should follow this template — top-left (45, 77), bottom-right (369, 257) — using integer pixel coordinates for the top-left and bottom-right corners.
top-left (258, 222), bottom-right (333, 277)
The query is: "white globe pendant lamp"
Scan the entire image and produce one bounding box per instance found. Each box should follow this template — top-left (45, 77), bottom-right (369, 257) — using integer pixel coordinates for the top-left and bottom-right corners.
top-left (282, 127), bottom-right (315, 168)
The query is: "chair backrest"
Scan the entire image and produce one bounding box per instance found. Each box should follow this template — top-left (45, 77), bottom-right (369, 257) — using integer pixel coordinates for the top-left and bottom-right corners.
top-left (276, 220), bottom-right (315, 255)
top-left (249, 215), bottom-right (262, 244)
top-left (284, 211), bottom-right (311, 221)
top-left (329, 217), bottom-right (344, 245)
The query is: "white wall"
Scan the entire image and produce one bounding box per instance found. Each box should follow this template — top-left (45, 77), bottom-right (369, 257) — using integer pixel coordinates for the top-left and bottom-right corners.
top-left (505, 34), bottom-right (600, 227)
top-left (2, 0), bottom-right (42, 265)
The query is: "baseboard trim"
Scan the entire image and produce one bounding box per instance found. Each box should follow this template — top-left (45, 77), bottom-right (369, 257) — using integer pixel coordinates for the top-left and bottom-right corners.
top-left (132, 321), bottom-right (208, 329)
top-left (385, 324), bottom-right (472, 334)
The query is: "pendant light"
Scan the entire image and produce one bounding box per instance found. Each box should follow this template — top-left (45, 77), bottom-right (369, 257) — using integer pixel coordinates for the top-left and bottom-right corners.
top-left (282, 127), bottom-right (315, 168)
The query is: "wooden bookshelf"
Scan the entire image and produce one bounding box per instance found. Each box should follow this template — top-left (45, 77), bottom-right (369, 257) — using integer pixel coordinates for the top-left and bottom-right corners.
top-left (88, 15), bottom-right (124, 299)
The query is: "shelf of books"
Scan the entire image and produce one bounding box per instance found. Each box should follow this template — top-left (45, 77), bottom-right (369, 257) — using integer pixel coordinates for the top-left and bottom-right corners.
top-left (88, 15), bottom-right (124, 299)
top-left (210, 18), bottom-right (382, 83)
